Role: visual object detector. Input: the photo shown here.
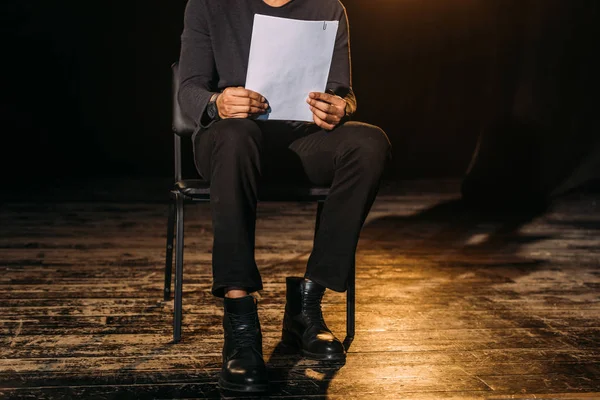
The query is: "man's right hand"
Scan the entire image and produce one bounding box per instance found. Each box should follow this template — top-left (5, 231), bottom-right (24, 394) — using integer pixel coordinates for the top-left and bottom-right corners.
top-left (217, 87), bottom-right (268, 119)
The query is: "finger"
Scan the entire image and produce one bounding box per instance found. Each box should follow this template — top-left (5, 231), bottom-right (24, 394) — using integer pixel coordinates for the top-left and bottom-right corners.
top-left (314, 118), bottom-right (336, 131)
top-left (219, 114), bottom-right (246, 119)
top-left (245, 90), bottom-right (266, 103)
top-left (224, 96), bottom-right (267, 110)
top-left (227, 105), bottom-right (266, 115)
top-left (309, 105), bottom-right (340, 125)
top-left (227, 87), bottom-right (266, 103)
top-left (310, 92), bottom-right (346, 107)
top-left (307, 94), bottom-right (345, 116)
top-left (307, 98), bottom-right (343, 116)
top-left (222, 96), bottom-right (268, 114)
top-left (313, 113), bottom-right (336, 131)
top-left (225, 87), bottom-right (252, 98)
top-left (309, 105), bottom-right (332, 122)
top-left (309, 91), bottom-right (335, 104)
top-left (228, 113), bottom-right (250, 119)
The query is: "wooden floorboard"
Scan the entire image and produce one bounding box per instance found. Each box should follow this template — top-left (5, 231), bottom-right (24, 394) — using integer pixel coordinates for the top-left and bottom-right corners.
top-left (1, 180), bottom-right (600, 399)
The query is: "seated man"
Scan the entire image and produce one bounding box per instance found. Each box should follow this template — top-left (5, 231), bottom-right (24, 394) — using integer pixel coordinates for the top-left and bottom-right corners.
top-left (178, 0), bottom-right (391, 393)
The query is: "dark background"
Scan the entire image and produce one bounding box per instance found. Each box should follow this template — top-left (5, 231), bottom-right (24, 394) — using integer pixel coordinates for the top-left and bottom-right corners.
top-left (2, 0), bottom-right (599, 197)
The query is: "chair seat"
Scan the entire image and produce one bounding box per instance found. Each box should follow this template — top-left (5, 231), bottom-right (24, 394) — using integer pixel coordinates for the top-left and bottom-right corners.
top-left (174, 179), bottom-right (330, 201)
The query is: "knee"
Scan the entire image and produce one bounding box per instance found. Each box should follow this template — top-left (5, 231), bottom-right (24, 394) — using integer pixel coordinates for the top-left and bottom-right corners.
top-left (210, 119), bottom-right (262, 157)
top-left (338, 122), bottom-right (391, 168)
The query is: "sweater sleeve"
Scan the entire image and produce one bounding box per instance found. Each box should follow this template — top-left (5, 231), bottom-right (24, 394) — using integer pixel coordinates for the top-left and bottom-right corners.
top-left (326, 5), bottom-right (357, 117)
top-left (178, 0), bottom-right (219, 128)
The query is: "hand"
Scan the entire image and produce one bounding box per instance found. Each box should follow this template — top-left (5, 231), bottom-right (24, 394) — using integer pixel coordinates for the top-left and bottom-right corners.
top-left (306, 92), bottom-right (347, 130)
top-left (217, 87), bottom-right (269, 119)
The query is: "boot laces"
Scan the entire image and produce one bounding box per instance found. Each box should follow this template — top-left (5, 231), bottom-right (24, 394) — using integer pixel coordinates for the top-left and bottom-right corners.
top-left (229, 312), bottom-right (258, 348)
top-left (302, 289), bottom-right (326, 325)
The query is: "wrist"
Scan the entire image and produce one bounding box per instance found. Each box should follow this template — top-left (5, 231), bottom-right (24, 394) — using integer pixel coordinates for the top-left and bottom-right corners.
top-left (207, 93), bottom-right (221, 121)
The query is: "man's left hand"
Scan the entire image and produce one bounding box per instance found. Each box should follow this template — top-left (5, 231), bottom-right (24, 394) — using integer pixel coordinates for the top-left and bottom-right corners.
top-left (307, 92), bottom-right (346, 131)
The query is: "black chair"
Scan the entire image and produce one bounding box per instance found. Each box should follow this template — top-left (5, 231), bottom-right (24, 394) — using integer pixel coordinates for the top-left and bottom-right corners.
top-left (164, 62), bottom-right (355, 344)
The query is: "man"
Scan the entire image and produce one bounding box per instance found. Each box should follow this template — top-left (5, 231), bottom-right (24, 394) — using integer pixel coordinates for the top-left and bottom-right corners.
top-left (179, 0), bottom-right (390, 392)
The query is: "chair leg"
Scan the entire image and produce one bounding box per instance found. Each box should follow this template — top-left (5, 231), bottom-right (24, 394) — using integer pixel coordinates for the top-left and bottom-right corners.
top-left (173, 195), bottom-right (185, 343)
top-left (314, 201), bottom-right (324, 240)
top-left (164, 200), bottom-right (176, 301)
top-left (346, 263), bottom-right (356, 339)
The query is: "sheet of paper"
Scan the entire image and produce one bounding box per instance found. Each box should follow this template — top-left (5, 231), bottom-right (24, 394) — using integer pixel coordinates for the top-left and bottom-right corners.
top-left (245, 14), bottom-right (339, 122)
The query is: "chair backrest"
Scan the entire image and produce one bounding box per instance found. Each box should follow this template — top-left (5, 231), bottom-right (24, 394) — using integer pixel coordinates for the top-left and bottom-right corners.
top-left (171, 62), bottom-right (196, 137)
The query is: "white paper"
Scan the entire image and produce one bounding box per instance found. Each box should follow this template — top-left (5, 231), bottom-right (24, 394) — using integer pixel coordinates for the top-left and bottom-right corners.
top-left (245, 14), bottom-right (339, 122)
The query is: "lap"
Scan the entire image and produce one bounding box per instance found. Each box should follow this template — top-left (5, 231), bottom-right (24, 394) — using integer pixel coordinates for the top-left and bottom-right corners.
top-left (193, 119), bottom-right (390, 185)
top-left (288, 121), bottom-right (391, 186)
top-left (290, 121), bottom-right (389, 157)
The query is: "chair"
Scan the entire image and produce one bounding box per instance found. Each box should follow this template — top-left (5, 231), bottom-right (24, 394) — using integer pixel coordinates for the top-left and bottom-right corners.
top-left (164, 62), bottom-right (355, 345)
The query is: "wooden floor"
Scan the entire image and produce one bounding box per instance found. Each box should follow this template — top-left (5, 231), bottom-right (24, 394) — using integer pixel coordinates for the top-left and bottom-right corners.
top-left (1, 180), bottom-right (600, 399)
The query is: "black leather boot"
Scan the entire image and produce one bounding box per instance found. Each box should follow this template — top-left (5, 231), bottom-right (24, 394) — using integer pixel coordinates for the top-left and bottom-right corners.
top-left (219, 295), bottom-right (268, 392)
top-left (282, 277), bottom-right (346, 361)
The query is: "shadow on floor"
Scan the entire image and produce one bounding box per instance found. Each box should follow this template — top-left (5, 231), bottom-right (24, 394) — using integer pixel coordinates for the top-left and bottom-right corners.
top-left (361, 198), bottom-right (552, 268)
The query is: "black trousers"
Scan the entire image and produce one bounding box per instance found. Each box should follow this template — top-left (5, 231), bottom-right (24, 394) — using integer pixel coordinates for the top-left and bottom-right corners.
top-left (193, 119), bottom-right (391, 297)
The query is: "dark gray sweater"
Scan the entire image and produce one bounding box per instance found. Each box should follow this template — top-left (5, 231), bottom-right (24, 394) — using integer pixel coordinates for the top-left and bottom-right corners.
top-left (178, 0), bottom-right (356, 127)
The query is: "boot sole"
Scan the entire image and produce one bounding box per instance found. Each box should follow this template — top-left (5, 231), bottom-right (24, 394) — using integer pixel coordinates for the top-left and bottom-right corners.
top-left (281, 330), bottom-right (346, 362)
top-left (218, 378), bottom-right (268, 393)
